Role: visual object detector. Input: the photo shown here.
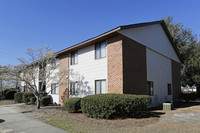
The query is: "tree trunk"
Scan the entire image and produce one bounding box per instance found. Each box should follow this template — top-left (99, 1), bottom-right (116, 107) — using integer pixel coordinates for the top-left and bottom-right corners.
top-left (36, 96), bottom-right (41, 109)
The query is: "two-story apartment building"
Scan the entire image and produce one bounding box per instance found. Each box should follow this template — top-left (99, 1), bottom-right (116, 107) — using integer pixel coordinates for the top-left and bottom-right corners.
top-left (21, 20), bottom-right (181, 107)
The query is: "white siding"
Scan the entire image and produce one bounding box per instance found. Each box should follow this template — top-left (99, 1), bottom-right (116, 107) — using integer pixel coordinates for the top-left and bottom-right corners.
top-left (46, 60), bottom-right (59, 104)
top-left (69, 44), bottom-right (107, 97)
top-left (118, 24), bottom-right (180, 63)
top-left (146, 48), bottom-right (172, 107)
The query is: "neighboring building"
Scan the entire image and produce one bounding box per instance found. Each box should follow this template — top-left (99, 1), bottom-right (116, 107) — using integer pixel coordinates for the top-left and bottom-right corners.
top-left (21, 20), bottom-right (181, 107)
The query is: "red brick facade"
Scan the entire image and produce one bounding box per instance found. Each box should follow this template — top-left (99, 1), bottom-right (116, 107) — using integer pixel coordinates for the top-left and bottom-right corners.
top-left (122, 35), bottom-right (148, 95)
top-left (59, 54), bottom-right (69, 105)
top-left (171, 60), bottom-right (181, 100)
top-left (107, 35), bottom-right (123, 94)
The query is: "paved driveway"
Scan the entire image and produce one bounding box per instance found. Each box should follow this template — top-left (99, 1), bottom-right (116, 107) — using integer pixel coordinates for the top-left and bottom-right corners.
top-left (0, 104), bottom-right (67, 133)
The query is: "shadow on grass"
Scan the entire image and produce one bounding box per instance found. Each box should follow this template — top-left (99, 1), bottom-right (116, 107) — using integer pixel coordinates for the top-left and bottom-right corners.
top-left (129, 111), bottom-right (165, 119)
top-left (173, 100), bottom-right (200, 109)
top-left (0, 119), bottom-right (5, 123)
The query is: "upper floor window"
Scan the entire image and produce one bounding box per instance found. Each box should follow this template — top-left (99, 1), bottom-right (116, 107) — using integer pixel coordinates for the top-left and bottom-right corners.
top-left (95, 41), bottom-right (106, 59)
top-left (51, 59), bottom-right (58, 69)
top-left (71, 51), bottom-right (78, 65)
top-left (147, 81), bottom-right (154, 96)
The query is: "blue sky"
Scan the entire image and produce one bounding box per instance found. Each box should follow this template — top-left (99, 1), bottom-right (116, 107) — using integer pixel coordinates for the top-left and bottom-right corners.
top-left (0, 0), bottom-right (199, 65)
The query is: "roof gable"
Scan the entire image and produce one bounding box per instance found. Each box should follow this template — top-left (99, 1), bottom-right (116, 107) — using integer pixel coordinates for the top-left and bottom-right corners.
top-left (118, 23), bottom-right (180, 63)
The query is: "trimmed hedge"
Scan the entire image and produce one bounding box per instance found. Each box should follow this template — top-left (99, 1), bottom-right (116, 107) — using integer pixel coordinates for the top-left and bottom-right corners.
top-left (30, 97), bottom-right (36, 104)
top-left (22, 92), bottom-right (34, 104)
top-left (38, 91), bottom-right (48, 97)
top-left (64, 98), bottom-right (81, 113)
top-left (81, 94), bottom-right (152, 119)
top-left (14, 92), bottom-right (25, 103)
top-left (41, 96), bottom-right (52, 106)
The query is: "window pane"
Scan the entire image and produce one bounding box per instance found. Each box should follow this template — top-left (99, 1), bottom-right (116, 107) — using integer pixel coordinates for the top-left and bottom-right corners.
top-left (168, 83), bottom-right (171, 95)
top-left (101, 80), bottom-right (106, 93)
top-left (56, 84), bottom-right (59, 94)
top-left (100, 42), bottom-right (106, 58)
top-left (75, 82), bottom-right (78, 95)
top-left (95, 44), bottom-right (100, 59)
top-left (95, 81), bottom-right (101, 94)
top-left (70, 83), bottom-right (72, 95)
top-left (148, 81), bottom-right (154, 96)
top-left (75, 52), bottom-right (78, 64)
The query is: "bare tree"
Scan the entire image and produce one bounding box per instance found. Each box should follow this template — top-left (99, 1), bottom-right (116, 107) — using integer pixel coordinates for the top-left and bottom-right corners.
top-left (4, 46), bottom-right (69, 109)
top-left (0, 66), bottom-right (18, 100)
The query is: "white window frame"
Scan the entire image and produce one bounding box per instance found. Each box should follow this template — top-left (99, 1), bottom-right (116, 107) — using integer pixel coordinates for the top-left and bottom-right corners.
top-left (71, 51), bottom-right (78, 65)
top-left (51, 83), bottom-right (59, 95)
top-left (70, 82), bottom-right (78, 95)
top-left (95, 79), bottom-right (106, 94)
top-left (95, 41), bottom-right (106, 59)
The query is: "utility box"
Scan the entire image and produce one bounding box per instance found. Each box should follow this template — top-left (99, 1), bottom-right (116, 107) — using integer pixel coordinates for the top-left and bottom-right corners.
top-left (163, 103), bottom-right (173, 110)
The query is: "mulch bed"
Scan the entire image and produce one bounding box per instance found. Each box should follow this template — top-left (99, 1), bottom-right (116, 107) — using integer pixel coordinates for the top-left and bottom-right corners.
top-left (18, 104), bottom-right (160, 128)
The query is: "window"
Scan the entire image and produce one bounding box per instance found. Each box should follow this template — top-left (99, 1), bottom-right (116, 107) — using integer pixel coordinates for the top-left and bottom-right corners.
top-left (95, 80), bottom-right (106, 94)
top-left (70, 82), bottom-right (78, 95)
top-left (51, 59), bottom-right (58, 69)
top-left (39, 82), bottom-right (46, 91)
top-left (95, 42), bottom-right (106, 59)
top-left (168, 83), bottom-right (172, 95)
top-left (51, 83), bottom-right (59, 94)
top-left (71, 51), bottom-right (78, 65)
top-left (147, 81), bottom-right (154, 96)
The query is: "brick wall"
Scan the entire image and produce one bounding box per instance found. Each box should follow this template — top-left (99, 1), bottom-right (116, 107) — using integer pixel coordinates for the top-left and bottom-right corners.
top-left (59, 54), bottom-right (69, 105)
top-left (172, 60), bottom-right (181, 100)
top-left (107, 35), bottom-right (123, 94)
top-left (122, 35), bottom-right (148, 95)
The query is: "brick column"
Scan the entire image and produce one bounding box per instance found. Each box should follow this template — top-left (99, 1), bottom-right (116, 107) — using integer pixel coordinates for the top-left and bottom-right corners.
top-left (59, 54), bottom-right (69, 105)
top-left (107, 35), bottom-right (123, 94)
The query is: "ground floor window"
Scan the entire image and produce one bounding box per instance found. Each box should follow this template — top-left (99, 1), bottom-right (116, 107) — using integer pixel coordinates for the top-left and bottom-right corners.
top-left (70, 82), bottom-right (78, 95)
top-left (147, 81), bottom-right (154, 96)
top-left (168, 83), bottom-right (172, 95)
top-left (51, 83), bottom-right (59, 95)
top-left (95, 80), bottom-right (106, 94)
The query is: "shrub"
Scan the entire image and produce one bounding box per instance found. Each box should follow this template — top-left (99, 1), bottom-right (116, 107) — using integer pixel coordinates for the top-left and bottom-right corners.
top-left (182, 92), bottom-right (196, 101)
top-left (41, 96), bottom-right (52, 106)
top-left (64, 98), bottom-right (81, 113)
top-left (38, 91), bottom-right (48, 97)
top-left (14, 92), bottom-right (25, 103)
top-left (22, 92), bottom-right (34, 104)
top-left (4, 90), bottom-right (17, 100)
top-left (81, 94), bottom-right (152, 119)
top-left (30, 97), bottom-right (36, 104)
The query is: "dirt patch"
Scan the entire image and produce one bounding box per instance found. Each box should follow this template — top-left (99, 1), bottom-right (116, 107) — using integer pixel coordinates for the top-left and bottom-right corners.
top-left (18, 104), bottom-right (160, 128)
top-left (0, 100), bottom-right (15, 105)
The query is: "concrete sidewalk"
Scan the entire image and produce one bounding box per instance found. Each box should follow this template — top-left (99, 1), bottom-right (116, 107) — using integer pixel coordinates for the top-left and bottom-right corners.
top-left (0, 104), bottom-right (67, 133)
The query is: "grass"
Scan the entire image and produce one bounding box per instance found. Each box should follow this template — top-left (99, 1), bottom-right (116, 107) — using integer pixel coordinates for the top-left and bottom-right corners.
top-left (45, 115), bottom-right (200, 133)
top-left (0, 102), bottom-right (4, 105)
top-left (45, 107), bottom-right (200, 133)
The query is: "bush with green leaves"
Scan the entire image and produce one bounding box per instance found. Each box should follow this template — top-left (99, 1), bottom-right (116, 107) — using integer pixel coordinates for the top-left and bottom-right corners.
top-left (81, 94), bottom-right (152, 119)
top-left (41, 96), bottom-right (52, 106)
top-left (30, 97), bottom-right (36, 104)
top-left (14, 92), bottom-right (25, 103)
top-left (22, 92), bottom-right (34, 104)
top-left (64, 98), bottom-right (81, 113)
